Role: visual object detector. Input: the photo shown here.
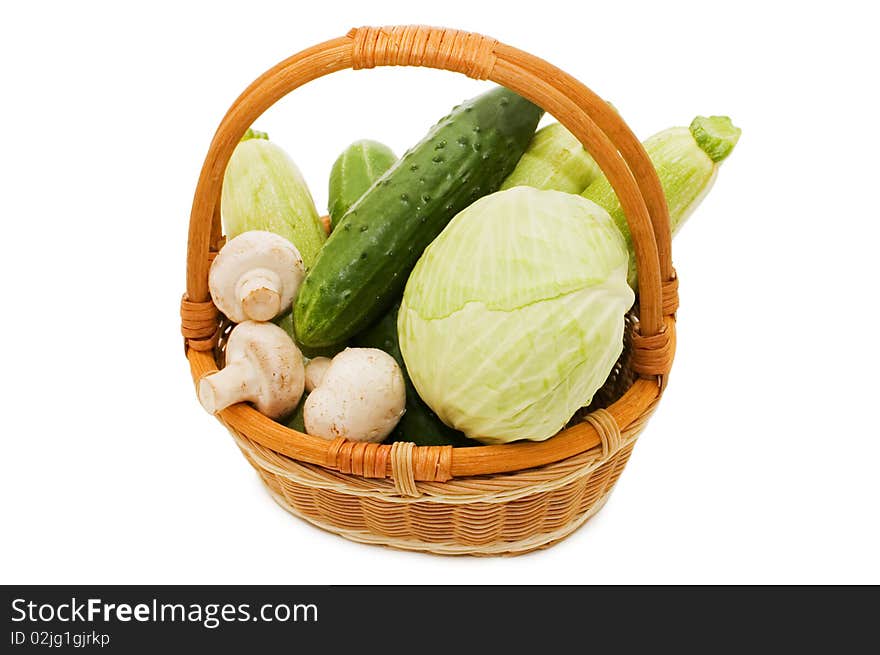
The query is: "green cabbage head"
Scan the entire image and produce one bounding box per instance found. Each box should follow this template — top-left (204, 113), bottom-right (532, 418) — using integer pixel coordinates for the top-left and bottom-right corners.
top-left (398, 187), bottom-right (635, 445)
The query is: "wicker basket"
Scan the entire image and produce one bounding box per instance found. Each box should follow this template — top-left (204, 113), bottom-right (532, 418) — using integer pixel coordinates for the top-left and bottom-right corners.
top-left (181, 25), bottom-right (678, 556)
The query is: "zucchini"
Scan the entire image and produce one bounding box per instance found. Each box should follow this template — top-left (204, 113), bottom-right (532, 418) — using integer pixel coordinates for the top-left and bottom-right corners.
top-left (294, 86), bottom-right (544, 348)
top-left (355, 303), bottom-right (477, 447)
top-left (221, 131), bottom-right (326, 269)
top-left (500, 122), bottom-right (602, 194)
top-left (328, 140), bottom-right (397, 228)
top-left (582, 115), bottom-right (741, 287)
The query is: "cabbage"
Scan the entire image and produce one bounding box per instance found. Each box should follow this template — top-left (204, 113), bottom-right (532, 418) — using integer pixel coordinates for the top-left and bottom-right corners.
top-left (398, 187), bottom-right (634, 445)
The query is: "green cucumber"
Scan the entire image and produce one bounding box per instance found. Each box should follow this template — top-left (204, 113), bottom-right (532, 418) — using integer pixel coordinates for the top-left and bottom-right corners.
top-left (355, 303), bottom-right (477, 447)
top-left (274, 310), bottom-right (346, 360)
top-left (328, 140), bottom-right (397, 228)
top-left (294, 86), bottom-right (544, 348)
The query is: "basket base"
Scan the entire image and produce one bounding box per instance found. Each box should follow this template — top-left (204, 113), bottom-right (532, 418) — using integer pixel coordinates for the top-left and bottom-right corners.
top-left (228, 411), bottom-right (645, 558)
top-left (264, 484), bottom-right (612, 557)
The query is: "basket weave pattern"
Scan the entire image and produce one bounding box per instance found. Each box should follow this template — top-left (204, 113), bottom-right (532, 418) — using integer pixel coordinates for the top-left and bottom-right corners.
top-left (247, 440), bottom-right (637, 556)
top-left (182, 26), bottom-right (678, 555)
top-left (232, 368), bottom-right (655, 555)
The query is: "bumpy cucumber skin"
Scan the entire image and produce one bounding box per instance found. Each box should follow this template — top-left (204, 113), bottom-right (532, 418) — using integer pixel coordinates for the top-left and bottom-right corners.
top-left (294, 87), bottom-right (544, 348)
top-left (328, 140), bottom-right (397, 228)
top-left (355, 303), bottom-right (477, 447)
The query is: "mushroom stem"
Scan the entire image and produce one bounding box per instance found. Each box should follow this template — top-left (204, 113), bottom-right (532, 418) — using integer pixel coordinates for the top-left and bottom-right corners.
top-left (198, 359), bottom-right (261, 414)
top-left (236, 268), bottom-right (282, 321)
top-left (304, 356), bottom-right (332, 392)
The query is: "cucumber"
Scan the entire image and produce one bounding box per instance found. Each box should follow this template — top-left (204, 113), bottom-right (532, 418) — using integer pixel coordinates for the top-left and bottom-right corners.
top-left (294, 86), bottom-right (544, 348)
top-left (274, 310), bottom-right (346, 360)
top-left (328, 140), bottom-right (397, 228)
top-left (355, 303), bottom-right (477, 447)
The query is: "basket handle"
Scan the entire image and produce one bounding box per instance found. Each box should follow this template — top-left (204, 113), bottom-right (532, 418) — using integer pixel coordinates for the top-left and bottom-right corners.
top-left (183, 25), bottom-right (674, 364)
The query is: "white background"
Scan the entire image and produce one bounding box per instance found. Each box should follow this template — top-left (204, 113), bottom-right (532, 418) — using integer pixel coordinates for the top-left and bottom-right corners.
top-left (1, 0), bottom-right (878, 584)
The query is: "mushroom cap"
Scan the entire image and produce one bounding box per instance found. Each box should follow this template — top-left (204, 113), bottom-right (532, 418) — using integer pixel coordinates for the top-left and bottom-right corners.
top-left (225, 321), bottom-right (305, 418)
top-left (209, 230), bottom-right (305, 323)
top-left (304, 348), bottom-right (406, 443)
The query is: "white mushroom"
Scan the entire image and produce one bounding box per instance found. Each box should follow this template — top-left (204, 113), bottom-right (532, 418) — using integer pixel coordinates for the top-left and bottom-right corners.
top-left (304, 348), bottom-right (406, 443)
top-left (209, 230), bottom-right (305, 322)
top-left (198, 321), bottom-right (304, 419)
top-left (304, 357), bottom-right (332, 393)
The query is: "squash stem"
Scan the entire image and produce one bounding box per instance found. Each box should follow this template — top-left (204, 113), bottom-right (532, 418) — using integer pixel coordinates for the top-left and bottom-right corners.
top-left (690, 116), bottom-right (741, 163)
top-left (241, 128), bottom-right (269, 142)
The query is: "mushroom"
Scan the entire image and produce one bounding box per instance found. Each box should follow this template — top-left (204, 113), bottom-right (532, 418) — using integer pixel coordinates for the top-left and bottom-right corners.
top-left (198, 321), bottom-right (304, 419)
top-left (209, 230), bottom-right (305, 322)
top-left (304, 348), bottom-right (406, 443)
top-left (304, 357), bottom-right (332, 392)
